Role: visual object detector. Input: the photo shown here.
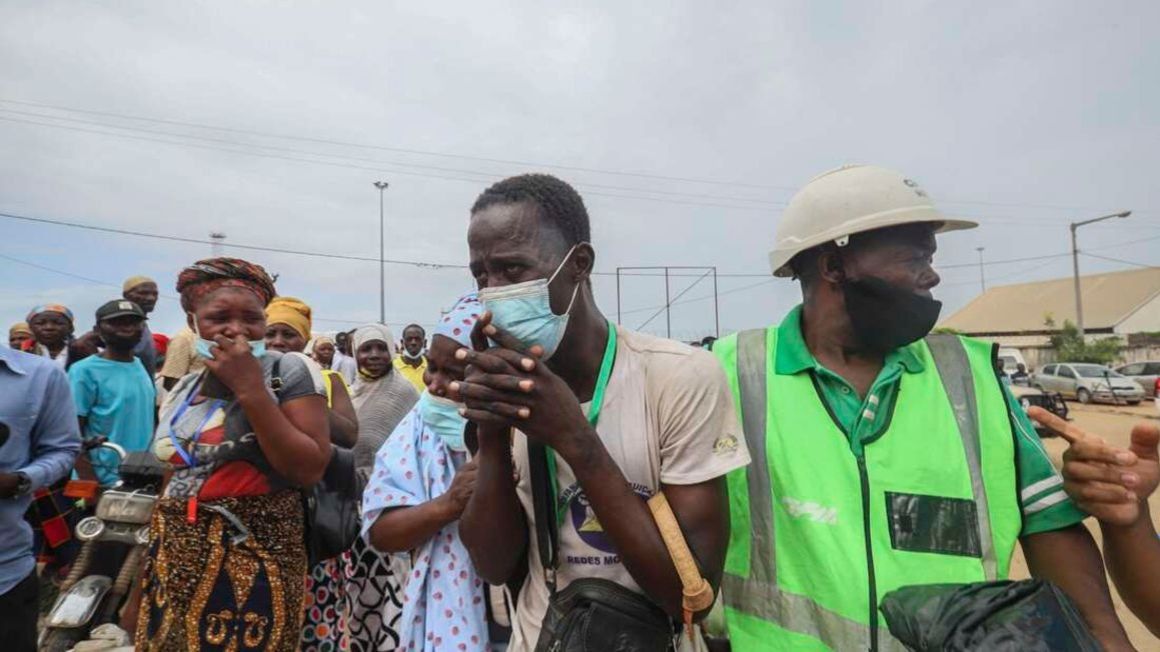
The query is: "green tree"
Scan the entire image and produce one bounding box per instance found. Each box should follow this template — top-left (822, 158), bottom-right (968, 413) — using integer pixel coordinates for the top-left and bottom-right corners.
top-left (1045, 318), bottom-right (1123, 365)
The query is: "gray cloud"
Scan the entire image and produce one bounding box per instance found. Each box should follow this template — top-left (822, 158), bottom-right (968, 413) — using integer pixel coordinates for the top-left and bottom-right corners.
top-left (1, 1), bottom-right (1156, 340)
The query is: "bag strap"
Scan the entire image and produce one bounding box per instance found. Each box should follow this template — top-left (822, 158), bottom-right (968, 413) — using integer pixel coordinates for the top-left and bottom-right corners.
top-left (271, 355), bottom-right (285, 396)
top-left (528, 440), bottom-right (560, 592)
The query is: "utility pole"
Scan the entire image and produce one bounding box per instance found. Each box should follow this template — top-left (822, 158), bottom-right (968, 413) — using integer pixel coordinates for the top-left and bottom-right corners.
top-left (210, 232), bottom-right (226, 257)
top-left (1070, 210), bottom-right (1131, 338)
top-left (373, 181), bottom-right (389, 324)
top-left (975, 247), bottom-right (986, 293)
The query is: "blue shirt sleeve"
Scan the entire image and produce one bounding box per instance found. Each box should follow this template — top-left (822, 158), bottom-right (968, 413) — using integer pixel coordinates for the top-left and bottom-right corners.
top-left (68, 362), bottom-right (95, 418)
top-left (20, 366), bottom-right (81, 491)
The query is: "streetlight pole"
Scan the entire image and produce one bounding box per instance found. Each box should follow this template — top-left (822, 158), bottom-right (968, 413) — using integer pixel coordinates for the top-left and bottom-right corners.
top-left (373, 181), bottom-right (389, 324)
top-left (975, 247), bottom-right (986, 293)
top-left (1070, 210), bottom-right (1131, 338)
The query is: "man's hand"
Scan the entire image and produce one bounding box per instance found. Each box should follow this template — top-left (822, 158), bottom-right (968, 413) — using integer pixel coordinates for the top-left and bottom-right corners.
top-left (201, 335), bottom-right (266, 398)
top-left (440, 459), bottom-right (479, 518)
top-left (1027, 406), bottom-right (1159, 526)
top-left (453, 319), bottom-right (594, 456)
top-left (0, 472), bottom-right (19, 499)
top-left (454, 346), bottom-right (587, 441)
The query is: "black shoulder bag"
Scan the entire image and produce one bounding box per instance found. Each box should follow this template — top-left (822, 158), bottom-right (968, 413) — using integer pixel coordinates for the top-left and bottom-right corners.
top-left (528, 440), bottom-right (677, 652)
top-left (271, 356), bottom-right (362, 567)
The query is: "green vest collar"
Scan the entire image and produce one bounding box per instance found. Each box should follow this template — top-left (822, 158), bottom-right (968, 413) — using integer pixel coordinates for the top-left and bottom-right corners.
top-left (774, 304), bottom-right (925, 376)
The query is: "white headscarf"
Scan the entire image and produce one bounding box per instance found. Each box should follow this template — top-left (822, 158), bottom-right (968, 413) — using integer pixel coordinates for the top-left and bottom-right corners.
top-left (349, 323), bottom-right (415, 476)
top-left (352, 324), bottom-right (397, 358)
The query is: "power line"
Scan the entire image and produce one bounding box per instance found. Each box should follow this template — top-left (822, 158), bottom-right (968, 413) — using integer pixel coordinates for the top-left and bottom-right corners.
top-left (0, 251), bottom-right (414, 328)
top-left (0, 97), bottom-right (785, 191)
top-left (1, 114), bottom-right (780, 213)
top-left (8, 99), bottom-right (1154, 218)
top-left (620, 278), bottom-right (778, 318)
top-left (5, 210), bottom-right (1155, 281)
top-left (635, 269), bottom-right (714, 331)
top-left (0, 252), bottom-right (125, 291)
top-left (1081, 252), bottom-right (1159, 269)
top-left (0, 107), bottom-right (786, 209)
top-left (0, 211), bottom-right (468, 269)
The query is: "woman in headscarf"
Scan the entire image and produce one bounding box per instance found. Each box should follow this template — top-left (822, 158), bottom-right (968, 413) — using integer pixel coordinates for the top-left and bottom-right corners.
top-left (8, 321), bottom-right (32, 349)
top-left (342, 323), bottom-right (419, 652)
top-left (263, 296), bottom-right (359, 652)
top-left (362, 293), bottom-right (490, 652)
top-left (266, 297), bottom-right (358, 448)
top-left (311, 335), bottom-right (337, 371)
top-left (137, 257), bottom-right (331, 652)
top-left (23, 304), bottom-right (95, 370)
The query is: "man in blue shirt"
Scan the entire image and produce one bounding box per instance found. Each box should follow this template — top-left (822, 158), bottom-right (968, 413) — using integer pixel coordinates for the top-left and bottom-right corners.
top-left (0, 346), bottom-right (81, 651)
top-left (69, 300), bottom-right (156, 487)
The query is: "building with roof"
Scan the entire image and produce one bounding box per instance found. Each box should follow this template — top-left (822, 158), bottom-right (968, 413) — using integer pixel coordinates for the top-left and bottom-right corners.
top-left (938, 268), bottom-right (1160, 366)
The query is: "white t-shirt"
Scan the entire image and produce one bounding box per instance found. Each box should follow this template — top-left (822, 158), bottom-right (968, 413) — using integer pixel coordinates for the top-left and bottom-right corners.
top-left (508, 327), bottom-right (750, 651)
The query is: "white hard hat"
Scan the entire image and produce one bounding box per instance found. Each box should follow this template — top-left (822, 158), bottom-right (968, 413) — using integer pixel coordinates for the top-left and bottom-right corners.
top-left (769, 165), bottom-right (977, 277)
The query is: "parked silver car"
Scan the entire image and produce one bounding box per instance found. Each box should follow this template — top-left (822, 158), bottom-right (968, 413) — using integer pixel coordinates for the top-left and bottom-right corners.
top-left (1114, 361), bottom-right (1160, 398)
top-left (1033, 363), bottom-right (1145, 405)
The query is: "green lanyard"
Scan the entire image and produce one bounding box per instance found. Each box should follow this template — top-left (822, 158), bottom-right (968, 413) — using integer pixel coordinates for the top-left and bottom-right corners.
top-left (544, 319), bottom-right (617, 526)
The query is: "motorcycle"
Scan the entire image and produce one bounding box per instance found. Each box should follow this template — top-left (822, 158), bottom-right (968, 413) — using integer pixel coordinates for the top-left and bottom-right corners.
top-left (39, 441), bottom-right (165, 652)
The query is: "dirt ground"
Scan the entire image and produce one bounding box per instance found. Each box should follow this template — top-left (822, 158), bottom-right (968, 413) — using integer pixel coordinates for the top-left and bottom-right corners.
top-left (1007, 402), bottom-right (1160, 649)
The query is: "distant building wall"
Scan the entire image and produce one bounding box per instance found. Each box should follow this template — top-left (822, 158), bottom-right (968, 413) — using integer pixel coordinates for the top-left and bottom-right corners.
top-left (970, 333), bottom-right (1160, 370)
top-left (1117, 295), bottom-right (1160, 335)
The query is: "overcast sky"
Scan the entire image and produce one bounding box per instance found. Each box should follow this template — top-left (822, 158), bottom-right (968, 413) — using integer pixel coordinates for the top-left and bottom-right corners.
top-left (1, 1), bottom-right (1156, 342)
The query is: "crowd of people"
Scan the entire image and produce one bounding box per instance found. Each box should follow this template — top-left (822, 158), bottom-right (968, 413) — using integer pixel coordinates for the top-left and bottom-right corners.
top-left (1, 167), bottom-right (1158, 651)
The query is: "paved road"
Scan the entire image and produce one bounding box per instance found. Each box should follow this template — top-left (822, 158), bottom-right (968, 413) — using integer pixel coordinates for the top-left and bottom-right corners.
top-left (1008, 402), bottom-right (1159, 648)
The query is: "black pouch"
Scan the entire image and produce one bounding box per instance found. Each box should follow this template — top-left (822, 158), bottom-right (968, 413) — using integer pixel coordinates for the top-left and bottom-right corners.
top-left (527, 441), bottom-right (676, 652)
top-left (536, 577), bottom-right (676, 652)
top-left (880, 579), bottom-right (1102, 652)
top-left (271, 356), bottom-right (362, 567)
top-left (303, 446), bottom-right (361, 567)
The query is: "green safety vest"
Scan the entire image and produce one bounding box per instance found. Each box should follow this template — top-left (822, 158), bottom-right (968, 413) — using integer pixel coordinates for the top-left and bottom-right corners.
top-left (713, 329), bottom-right (1023, 651)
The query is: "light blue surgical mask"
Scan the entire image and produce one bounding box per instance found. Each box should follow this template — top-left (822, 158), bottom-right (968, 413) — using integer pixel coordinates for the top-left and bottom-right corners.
top-left (478, 245), bottom-right (581, 360)
top-left (190, 314), bottom-right (267, 360)
top-left (420, 392), bottom-right (467, 451)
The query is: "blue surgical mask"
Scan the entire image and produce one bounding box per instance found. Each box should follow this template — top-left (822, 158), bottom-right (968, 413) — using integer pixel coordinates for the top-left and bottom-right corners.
top-left (420, 392), bottom-right (467, 451)
top-left (190, 314), bottom-right (267, 360)
top-left (478, 245), bottom-right (580, 360)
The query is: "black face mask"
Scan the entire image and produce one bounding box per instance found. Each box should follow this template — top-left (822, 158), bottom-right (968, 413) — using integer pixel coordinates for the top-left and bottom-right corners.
top-left (841, 275), bottom-right (942, 353)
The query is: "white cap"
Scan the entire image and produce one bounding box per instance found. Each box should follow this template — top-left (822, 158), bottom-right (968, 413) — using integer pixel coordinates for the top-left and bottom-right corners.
top-left (769, 165), bottom-right (977, 277)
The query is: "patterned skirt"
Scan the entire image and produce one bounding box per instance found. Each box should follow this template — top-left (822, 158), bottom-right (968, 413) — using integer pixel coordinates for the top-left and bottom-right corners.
top-left (300, 557), bottom-right (345, 652)
top-left (136, 491), bottom-right (307, 652)
top-left (340, 535), bottom-right (407, 652)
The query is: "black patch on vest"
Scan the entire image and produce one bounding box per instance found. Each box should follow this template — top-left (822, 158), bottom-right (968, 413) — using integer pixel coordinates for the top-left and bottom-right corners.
top-left (886, 491), bottom-right (983, 558)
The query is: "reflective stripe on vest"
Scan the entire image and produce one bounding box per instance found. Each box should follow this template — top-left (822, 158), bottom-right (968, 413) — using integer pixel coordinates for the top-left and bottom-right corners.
top-left (925, 334), bottom-right (998, 581)
top-left (721, 329), bottom-right (1010, 651)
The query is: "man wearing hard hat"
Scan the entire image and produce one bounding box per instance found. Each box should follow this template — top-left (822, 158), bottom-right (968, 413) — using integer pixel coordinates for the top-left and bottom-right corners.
top-left (712, 166), bottom-right (1131, 650)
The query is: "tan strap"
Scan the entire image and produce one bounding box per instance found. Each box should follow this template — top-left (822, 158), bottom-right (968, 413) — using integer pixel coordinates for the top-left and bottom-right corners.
top-left (648, 492), bottom-right (715, 628)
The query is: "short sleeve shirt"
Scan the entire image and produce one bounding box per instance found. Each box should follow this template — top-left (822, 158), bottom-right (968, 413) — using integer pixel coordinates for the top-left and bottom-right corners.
top-left (775, 305), bottom-right (1085, 536)
top-left (508, 327), bottom-right (750, 651)
top-left (68, 355), bottom-right (156, 486)
top-left (159, 327), bottom-right (205, 381)
top-left (153, 351), bottom-right (324, 500)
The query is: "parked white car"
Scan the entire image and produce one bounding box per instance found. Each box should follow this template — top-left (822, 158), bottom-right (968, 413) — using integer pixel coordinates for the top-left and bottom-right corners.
top-left (1114, 361), bottom-right (1160, 398)
top-left (1033, 363), bottom-right (1146, 405)
top-left (997, 348), bottom-right (1027, 374)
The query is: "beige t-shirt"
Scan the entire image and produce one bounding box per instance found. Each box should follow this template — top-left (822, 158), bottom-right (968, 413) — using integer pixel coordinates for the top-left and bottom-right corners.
top-left (159, 326), bottom-right (205, 381)
top-left (508, 327), bottom-right (750, 651)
